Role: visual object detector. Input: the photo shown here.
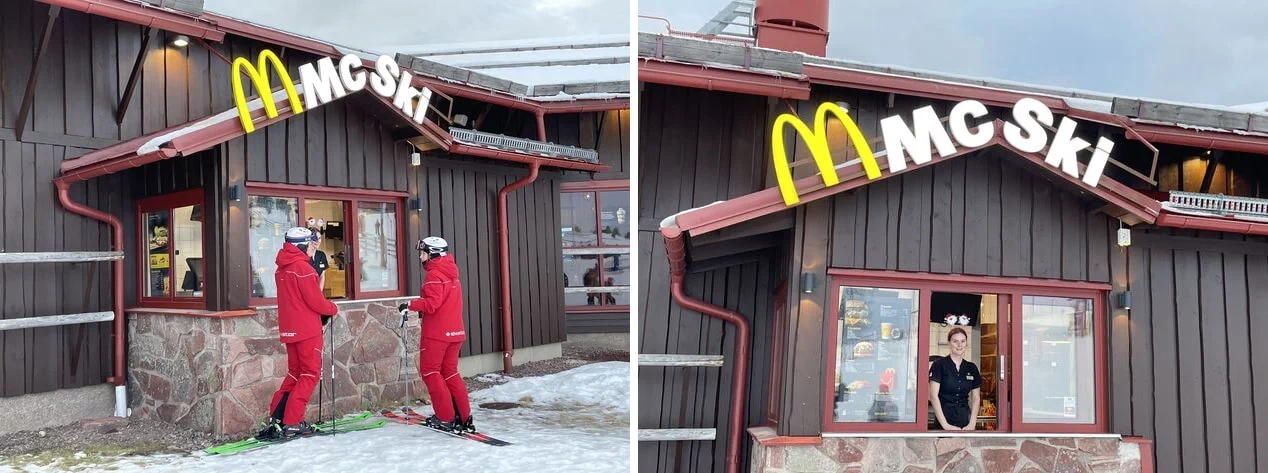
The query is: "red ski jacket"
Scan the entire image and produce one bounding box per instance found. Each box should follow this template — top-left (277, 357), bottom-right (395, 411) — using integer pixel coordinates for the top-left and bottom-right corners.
top-left (407, 255), bottom-right (466, 342)
top-left (275, 242), bottom-right (339, 344)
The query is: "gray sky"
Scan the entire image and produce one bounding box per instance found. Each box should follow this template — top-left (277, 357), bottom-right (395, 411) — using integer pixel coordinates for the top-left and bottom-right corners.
top-left (203, 0), bottom-right (630, 51)
top-left (639, 0), bottom-right (1268, 106)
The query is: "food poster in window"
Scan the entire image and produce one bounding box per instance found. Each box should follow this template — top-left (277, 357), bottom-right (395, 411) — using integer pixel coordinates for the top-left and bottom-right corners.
top-left (146, 212), bottom-right (171, 297)
top-left (834, 287), bottom-right (919, 423)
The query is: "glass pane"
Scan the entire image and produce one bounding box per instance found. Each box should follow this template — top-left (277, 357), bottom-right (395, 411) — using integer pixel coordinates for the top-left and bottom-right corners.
top-left (832, 286), bottom-right (920, 423)
top-left (561, 192), bottom-right (597, 247)
top-left (172, 205), bottom-right (203, 298)
top-left (144, 211), bottom-right (171, 298)
top-left (598, 190), bottom-right (629, 246)
top-left (248, 196), bottom-right (298, 298)
top-left (357, 202), bottom-right (398, 293)
top-left (564, 255), bottom-right (601, 306)
top-left (1021, 295), bottom-right (1096, 424)
top-left (599, 253), bottom-right (629, 305)
top-left (306, 199), bottom-right (348, 299)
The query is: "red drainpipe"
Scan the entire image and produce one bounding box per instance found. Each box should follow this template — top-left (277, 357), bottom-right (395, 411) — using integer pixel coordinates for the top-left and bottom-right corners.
top-left (535, 110), bottom-right (548, 142)
top-left (497, 162), bottom-right (541, 373)
top-left (661, 227), bottom-right (750, 473)
top-left (53, 179), bottom-right (125, 387)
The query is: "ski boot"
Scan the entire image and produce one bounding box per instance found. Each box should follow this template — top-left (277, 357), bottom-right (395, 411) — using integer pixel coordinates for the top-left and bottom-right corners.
top-left (256, 418), bottom-right (282, 440)
top-left (455, 415), bottom-right (476, 434)
top-left (280, 421), bottom-right (315, 438)
top-left (423, 415), bottom-right (459, 432)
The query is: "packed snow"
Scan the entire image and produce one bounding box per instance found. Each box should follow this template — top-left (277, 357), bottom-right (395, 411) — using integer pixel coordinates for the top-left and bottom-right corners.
top-left (0, 362), bottom-right (631, 473)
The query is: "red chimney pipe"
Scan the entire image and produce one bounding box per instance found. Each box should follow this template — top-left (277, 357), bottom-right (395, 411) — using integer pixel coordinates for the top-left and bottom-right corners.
top-left (754, 0), bottom-right (829, 55)
top-left (497, 162), bottom-right (540, 373)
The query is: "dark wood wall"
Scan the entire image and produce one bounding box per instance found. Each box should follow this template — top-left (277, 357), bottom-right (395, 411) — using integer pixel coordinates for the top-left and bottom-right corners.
top-left (1112, 229), bottom-right (1268, 473)
top-left (553, 110), bottom-right (630, 182)
top-left (637, 83), bottom-right (776, 473)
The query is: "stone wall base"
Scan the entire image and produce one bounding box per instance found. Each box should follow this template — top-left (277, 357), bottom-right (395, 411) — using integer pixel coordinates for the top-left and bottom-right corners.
top-left (750, 428), bottom-right (1144, 473)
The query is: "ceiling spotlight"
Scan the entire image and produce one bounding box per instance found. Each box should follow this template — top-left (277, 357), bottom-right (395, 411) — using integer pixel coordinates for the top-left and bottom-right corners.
top-left (171, 35), bottom-right (190, 48)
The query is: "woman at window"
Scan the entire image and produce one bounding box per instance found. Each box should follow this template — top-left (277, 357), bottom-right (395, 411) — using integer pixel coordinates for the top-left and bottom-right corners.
top-left (929, 327), bottom-right (981, 431)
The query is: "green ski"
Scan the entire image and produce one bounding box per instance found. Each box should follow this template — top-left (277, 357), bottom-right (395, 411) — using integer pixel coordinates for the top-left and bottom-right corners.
top-left (205, 412), bottom-right (382, 455)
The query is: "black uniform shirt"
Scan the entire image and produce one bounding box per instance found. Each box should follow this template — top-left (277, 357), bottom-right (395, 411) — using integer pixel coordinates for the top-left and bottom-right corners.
top-left (929, 356), bottom-right (981, 409)
top-left (311, 250), bottom-right (330, 277)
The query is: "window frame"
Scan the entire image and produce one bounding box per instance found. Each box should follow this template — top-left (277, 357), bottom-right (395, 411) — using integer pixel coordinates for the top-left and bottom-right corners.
top-left (135, 188), bottom-right (206, 309)
top-left (560, 180), bottom-right (630, 313)
top-left (821, 269), bottom-right (1109, 434)
top-left (766, 281), bottom-right (788, 427)
top-left (245, 182), bottom-right (408, 307)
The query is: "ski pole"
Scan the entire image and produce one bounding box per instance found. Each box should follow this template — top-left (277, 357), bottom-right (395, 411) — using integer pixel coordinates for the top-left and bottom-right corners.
top-left (399, 307), bottom-right (410, 412)
top-left (330, 317), bottom-right (337, 435)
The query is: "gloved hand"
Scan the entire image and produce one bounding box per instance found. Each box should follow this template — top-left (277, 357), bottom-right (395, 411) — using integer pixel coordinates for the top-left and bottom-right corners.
top-left (398, 303), bottom-right (409, 314)
top-left (322, 315), bottom-right (331, 326)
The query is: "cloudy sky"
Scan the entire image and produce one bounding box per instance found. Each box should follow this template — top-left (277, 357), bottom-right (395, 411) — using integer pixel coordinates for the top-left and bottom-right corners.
top-left (639, 0), bottom-right (1268, 106)
top-left (203, 0), bottom-right (630, 51)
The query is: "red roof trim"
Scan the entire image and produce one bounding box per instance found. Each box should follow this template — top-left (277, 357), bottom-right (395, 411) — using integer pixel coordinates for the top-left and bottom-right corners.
top-left (1155, 212), bottom-right (1268, 236)
top-left (638, 58), bottom-right (811, 100)
top-left (40, 0), bottom-right (225, 41)
top-left (669, 120), bottom-right (1160, 236)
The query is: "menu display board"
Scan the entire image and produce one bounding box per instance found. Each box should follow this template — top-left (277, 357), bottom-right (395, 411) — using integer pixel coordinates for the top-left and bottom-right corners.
top-left (833, 286), bottom-right (920, 423)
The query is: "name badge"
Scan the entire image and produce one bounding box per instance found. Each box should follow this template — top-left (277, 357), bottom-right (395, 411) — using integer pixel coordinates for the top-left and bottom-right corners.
top-left (965, 375), bottom-right (974, 380)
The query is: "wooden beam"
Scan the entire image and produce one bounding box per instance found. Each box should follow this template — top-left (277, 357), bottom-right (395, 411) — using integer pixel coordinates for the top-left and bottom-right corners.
top-left (637, 428), bottom-right (717, 442)
top-left (0, 311), bottom-right (114, 331)
top-left (15, 6), bottom-right (62, 141)
top-left (0, 252), bottom-right (123, 264)
top-left (117, 27), bottom-right (152, 124)
top-left (638, 354), bottom-right (725, 367)
top-left (1200, 150), bottom-right (1225, 194)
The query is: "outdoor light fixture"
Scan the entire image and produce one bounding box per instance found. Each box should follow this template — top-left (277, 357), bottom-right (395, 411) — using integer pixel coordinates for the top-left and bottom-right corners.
top-left (227, 184), bottom-right (242, 202)
top-left (801, 273), bottom-right (814, 294)
top-left (409, 197), bottom-right (423, 212)
top-left (1116, 291), bottom-right (1132, 310)
top-left (171, 35), bottom-right (190, 48)
top-left (1117, 222), bottom-right (1131, 247)
top-left (410, 151), bottom-right (421, 167)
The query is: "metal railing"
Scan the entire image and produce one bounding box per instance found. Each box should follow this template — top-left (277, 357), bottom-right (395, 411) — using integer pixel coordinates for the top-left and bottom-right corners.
top-left (449, 128), bottom-right (600, 163)
top-left (1167, 191), bottom-right (1268, 218)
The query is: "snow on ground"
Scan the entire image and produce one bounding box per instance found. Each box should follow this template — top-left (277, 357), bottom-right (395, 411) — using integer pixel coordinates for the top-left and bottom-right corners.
top-left (0, 362), bottom-right (630, 473)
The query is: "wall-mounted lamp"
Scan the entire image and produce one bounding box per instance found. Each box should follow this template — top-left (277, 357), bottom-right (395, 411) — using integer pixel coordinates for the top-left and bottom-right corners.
top-left (1115, 291), bottom-right (1132, 310)
top-left (409, 197), bottom-right (423, 212)
top-left (1117, 223), bottom-right (1131, 247)
top-left (801, 273), bottom-right (815, 294)
top-left (171, 35), bottom-right (190, 48)
top-left (227, 184), bottom-right (242, 202)
top-left (410, 151), bottom-right (421, 167)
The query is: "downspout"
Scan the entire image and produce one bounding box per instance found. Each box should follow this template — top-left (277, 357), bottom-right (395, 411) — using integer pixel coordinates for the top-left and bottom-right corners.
top-left (535, 110), bottom-right (548, 142)
top-left (497, 162), bottom-right (541, 373)
top-left (54, 179), bottom-right (127, 417)
top-left (661, 227), bottom-right (750, 473)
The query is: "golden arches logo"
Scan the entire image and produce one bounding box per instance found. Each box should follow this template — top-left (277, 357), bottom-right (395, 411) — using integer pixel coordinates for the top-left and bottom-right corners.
top-left (231, 49), bottom-right (304, 133)
top-left (771, 102), bottom-right (882, 206)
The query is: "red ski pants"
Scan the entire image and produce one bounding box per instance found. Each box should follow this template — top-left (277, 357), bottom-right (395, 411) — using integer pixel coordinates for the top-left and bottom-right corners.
top-left (268, 335), bottom-right (323, 425)
top-left (419, 337), bottom-right (471, 422)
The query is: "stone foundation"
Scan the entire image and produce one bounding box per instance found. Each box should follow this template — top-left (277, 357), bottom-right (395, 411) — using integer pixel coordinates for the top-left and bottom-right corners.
top-left (128, 299), bottom-right (453, 437)
top-left (749, 428), bottom-right (1143, 473)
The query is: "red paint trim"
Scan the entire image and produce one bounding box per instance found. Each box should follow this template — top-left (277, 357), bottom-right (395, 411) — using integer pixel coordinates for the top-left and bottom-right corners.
top-left (564, 306), bottom-right (630, 314)
top-left (747, 426), bottom-right (823, 446)
top-left (128, 307), bottom-right (256, 318)
top-left (662, 227), bottom-right (750, 473)
top-left (1129, 121), bottom-right (1268, 155)
top-left (498, 163), bottom-right (540, 373)
top-left (1123, 436), bottom-right (1155, 473)
top-left (668, 121), bottom-right (1160, 237)
top-left (55, 181), bottom-right (125, 386)
top-left (39, 0), bottom-right (224, 41)
top-left (1009, 291), bottom-right (1109, 434)
top-left (639, 58), bottom-right (811, 100)
top-left (560, 179), bottom-right (628, 191)
top-left (1156, 211), bottom-right (1268, 236)
top-left (825, 269), bottom-right (1113, 292)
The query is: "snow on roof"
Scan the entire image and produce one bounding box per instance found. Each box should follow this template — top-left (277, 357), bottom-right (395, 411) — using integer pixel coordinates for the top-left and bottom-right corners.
top-left (382, 34), bottom-right (629, 56)
top-left (491, 63), bottom-right (630, 88)
top-left (422, 46), bottom-right (627, 69)
top-left (1230, 101), bottom-right (1268, 113)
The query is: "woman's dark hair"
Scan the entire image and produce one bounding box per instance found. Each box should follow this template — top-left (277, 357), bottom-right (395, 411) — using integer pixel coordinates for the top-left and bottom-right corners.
top-left (948, 327), bottom-right (968, 342)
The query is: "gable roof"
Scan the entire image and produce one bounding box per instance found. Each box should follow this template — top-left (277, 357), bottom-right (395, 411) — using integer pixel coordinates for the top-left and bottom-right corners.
top-left (660, 120), bottom-right (1161, 237)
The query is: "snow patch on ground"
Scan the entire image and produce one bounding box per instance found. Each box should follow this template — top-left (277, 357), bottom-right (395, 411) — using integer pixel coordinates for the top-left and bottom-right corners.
top-left (473, 361), bottom-right (629, 412)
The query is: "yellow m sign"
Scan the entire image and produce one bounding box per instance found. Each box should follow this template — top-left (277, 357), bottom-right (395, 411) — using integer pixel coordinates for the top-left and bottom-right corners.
top-left (231, 49), bottom-right (304, 133)
top-left (771, 102), bottom-right (882, 206)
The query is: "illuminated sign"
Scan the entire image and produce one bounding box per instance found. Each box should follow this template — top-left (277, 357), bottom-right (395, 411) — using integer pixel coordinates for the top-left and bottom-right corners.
top-left (772, 97), bottom-right (1115, 206)
top-left (232, 50), bottom-right (433, 133)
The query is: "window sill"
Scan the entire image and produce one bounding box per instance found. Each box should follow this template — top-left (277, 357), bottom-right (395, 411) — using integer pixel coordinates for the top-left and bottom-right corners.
top-left (127, 307), bottom-right (257, 318)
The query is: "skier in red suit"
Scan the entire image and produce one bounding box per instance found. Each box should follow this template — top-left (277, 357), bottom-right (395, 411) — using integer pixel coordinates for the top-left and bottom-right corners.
top-left (259, 227), bottom-right (340, 439)
top-left (399, 236), bottom-right (474, 433)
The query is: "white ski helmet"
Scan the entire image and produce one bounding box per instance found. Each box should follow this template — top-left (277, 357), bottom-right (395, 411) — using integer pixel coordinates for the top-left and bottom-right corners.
top-left (285, 226), bottom-right (318, 245)
top-left (418, 236), bottom-right (449, 257)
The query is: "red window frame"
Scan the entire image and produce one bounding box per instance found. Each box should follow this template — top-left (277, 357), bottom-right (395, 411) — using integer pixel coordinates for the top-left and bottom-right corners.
top-left (821, 269), bottom-right (1109, 434)
top-left (246, 182), bottom-right (408, 307)
top-left (560, 180), bottom-right (630, 313)
top-left (135, 188), bottom-right (206, 309)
